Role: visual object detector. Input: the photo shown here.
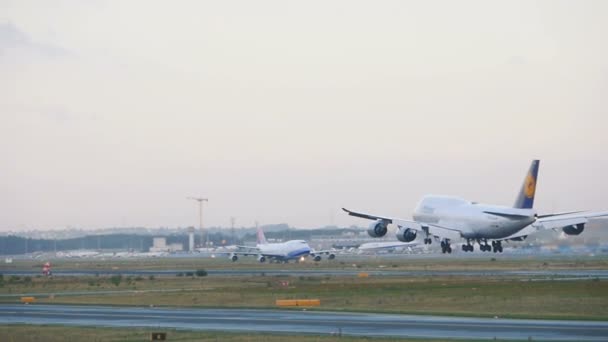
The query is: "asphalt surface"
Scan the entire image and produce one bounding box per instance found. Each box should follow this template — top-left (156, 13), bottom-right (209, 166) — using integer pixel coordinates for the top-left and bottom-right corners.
top-left (3, 268), bottom-right (608, 279)
top-left (2, 304), bottom-right (607, 340)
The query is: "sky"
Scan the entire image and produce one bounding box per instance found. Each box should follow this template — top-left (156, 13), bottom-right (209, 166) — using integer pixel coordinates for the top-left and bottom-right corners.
top-left (1, 0), bottom-right (607, 231)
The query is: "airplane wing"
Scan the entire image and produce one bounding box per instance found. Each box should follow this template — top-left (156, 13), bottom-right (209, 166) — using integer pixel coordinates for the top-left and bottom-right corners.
top-left (504, 210), bottom-right (608, 240)
top-left (359, 242), bottom-right (418, 250)
top-left (342, 208), bottom-right (463, 240)
top-left (309, 249), bottom-right (335, 256)
top-left (228, 251), bottom-right (285, 258)
top-left (536, 210), bottom-right (608, 228)
top-left (235, 245), bottom-right (261, 252)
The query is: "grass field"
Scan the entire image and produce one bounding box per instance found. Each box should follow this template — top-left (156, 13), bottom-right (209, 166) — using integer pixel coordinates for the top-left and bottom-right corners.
top-left (1, 272), bottom-right (607, 320)
top-left (4, 255), bottom-right (608, 272)
top-left (0, 325), bottom-right (472, 342)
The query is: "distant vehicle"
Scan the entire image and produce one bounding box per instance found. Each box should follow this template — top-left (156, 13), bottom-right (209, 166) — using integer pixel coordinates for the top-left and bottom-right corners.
top-left (344, 160), bottom-right (608, 254)
top-left (228, 226), bottom-right (336, 263)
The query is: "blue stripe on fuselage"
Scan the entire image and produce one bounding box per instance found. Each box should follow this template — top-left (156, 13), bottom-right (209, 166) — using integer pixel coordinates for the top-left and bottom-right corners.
top-left (286, 248), bottom-right (311, 259)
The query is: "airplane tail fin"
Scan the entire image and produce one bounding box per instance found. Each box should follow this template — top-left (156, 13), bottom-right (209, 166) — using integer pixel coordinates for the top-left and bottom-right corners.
top-left (513, 160), bottom-right (540, 209)
top-left (256, 224), bottom-right (267, 245)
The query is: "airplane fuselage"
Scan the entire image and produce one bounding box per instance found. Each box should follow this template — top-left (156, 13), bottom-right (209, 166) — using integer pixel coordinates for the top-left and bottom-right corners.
top-left (412, 195), bottom-right (536, 240)
top-left (258, 240), bottom-right (312, 260)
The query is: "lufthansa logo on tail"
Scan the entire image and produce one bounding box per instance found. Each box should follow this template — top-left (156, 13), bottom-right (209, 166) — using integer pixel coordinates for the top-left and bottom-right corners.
top-left (524, 172), bottom-right (536, 198)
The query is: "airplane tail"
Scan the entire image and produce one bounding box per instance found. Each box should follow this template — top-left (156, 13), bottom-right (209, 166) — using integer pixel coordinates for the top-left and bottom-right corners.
top-left (513, 160), bottom-right (540, 209)
top-left (256, 225), bottom-right (267, 245)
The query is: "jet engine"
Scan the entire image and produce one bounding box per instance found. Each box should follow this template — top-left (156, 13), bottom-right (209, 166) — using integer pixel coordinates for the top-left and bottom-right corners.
top-left (313, 255), bottom-right (322, 262)
top-left (563, 223), bottom-right (585, 236)
top-left (229, 253), bottom-right (238, 262)
top-left (257, 255), bottom-right (266, 263)
top-left (396, 227), bottom-right (417, 242)
top-left (367, 220), bottom-right (389, 238)
top-left (328, 253), bottom-right (336, 260)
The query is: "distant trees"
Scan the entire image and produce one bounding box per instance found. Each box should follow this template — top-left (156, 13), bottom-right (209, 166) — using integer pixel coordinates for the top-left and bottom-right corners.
top-left (110, 275), bottom-right (122, 286)
top-left (0, 235), bottom-right (154, 255)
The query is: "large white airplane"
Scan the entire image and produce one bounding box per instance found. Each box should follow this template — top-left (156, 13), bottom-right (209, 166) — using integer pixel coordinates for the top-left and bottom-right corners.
top-left (229, 227), bottom-right (336, 263)
top-left (358, 241), bottom-right (418, 253)
top-left (56, 250), bottom-right (100, 258)
top-left (344, 160), bottom-right (608, 254)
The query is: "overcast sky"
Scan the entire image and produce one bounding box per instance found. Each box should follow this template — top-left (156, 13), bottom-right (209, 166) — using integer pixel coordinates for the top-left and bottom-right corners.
top-left (1, 1), bottom-right (607, 231)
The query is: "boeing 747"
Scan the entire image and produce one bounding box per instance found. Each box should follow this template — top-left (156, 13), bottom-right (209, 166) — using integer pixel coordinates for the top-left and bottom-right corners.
top-left (344, 160), bottom-right (608, 254)
top-left (228, 226), bottom-right (336, 262)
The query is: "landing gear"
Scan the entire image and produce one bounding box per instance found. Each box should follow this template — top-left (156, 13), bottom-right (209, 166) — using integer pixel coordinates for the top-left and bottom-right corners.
top-left (440, 240), bottom-right (452, 254)
top-left (461, 239), bottom-right (474, 252)
top-left (422, 227), bottom-right (432, 245)
top-left (491, 241), bottom-right (503, 253)
top-left (461, 244), bottom-right (474, 252)
top-left (479, 240), bottom-right (492, 252)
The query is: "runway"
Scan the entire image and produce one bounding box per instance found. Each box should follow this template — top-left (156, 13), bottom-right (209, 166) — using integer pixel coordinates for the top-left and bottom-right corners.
top-left (3, 268), bottom-right (608, 280)
top-left (2, 304), bottom-right (607, 340)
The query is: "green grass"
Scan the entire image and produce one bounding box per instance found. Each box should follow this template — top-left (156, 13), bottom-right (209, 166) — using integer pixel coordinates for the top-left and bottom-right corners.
top-left (2, 274), bottom-right (607, 320)
top-left (0, 325), bottom-right (505, 342)
top-left (5, 255), bottom-right (608, 272)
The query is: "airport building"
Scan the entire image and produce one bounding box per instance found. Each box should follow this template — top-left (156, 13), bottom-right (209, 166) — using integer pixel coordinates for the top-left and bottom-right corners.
top-left (149, 237), bottom-right (184, 253)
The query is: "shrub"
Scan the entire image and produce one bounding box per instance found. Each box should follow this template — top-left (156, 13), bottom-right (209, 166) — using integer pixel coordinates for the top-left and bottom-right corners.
top-left (135, 276), bottom-right (144, 281)
top-left (185, 272), bottom-right (194, 277)
top-left (195, 269), bottom-right (208, 277)
top-left (176, 272), bottom-right (184, 277)
top-left (148, 275), bottom-right (155, 281)
top-left (110, 275), bottom-right (122, 286)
